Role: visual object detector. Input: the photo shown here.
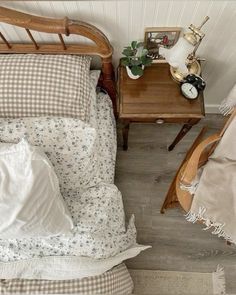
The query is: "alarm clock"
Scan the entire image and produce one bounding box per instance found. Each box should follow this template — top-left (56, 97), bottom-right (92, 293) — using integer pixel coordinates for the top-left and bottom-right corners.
top-left (180, 74), bottom-right (206, 100)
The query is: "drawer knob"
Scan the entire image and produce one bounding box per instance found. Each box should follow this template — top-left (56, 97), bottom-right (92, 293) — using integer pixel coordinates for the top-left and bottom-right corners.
top-left (156, 119), bottom-right (164, 124)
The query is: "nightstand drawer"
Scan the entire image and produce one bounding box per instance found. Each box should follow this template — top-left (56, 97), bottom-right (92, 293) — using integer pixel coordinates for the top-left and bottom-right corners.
top-left (121, 100), bottom-right (204, 116)
top-left (119, 116), bottom-right (201, 124)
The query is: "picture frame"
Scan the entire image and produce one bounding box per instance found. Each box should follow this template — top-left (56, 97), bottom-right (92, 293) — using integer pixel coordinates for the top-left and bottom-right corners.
top-left (144, 27), bottom-right (182, 63)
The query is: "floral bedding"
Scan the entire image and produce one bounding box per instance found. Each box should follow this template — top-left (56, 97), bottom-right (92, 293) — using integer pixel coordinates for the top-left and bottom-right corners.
top-left (0, 93), bottom-right (142, 264)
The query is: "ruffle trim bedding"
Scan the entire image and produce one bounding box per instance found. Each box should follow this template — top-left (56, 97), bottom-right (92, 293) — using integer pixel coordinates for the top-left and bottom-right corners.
top-left (0, 245), bottom-right (149, 280)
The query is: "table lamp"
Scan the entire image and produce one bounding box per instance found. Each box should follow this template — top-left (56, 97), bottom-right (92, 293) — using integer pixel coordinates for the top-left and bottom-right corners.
top-left (159, 16), bottom-right (210, 82)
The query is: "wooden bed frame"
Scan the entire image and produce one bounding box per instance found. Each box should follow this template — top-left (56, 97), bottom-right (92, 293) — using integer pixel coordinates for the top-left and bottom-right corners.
top-left (0, 6), bottom-right (117, 115)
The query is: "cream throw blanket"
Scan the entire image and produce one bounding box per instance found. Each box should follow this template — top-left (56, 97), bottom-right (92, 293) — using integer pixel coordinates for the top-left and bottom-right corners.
top-left (186, 115), bottom-right (236, 244)
top-left (219, 83), bottom-right (236, 115)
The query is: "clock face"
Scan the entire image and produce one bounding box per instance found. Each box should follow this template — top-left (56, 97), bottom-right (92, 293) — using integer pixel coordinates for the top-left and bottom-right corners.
top-left (181, 82), bottom-right (198, 100)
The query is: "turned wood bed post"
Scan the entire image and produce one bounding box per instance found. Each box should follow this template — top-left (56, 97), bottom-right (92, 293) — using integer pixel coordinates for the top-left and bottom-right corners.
top-left (101, 57), bottom-right (117, 116)
top-left (0, 6), bottom-right (117, 116)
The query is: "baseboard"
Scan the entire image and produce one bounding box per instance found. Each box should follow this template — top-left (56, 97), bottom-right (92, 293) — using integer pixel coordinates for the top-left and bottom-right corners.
top-left (205, 104), bottom-right (220, 114)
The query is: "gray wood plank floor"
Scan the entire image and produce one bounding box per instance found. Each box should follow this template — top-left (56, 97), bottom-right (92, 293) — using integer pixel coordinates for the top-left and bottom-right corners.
top-left (115, 115), bottom-right (236, 294)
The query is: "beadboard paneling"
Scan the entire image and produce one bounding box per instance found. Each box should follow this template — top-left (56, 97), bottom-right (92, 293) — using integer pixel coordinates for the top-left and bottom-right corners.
top-left (0, 1), bottom-right (236, 111)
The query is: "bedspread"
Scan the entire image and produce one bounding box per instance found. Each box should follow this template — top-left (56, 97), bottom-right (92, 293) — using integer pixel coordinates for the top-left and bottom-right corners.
top-left (0, 93), bottom-right (149, 279)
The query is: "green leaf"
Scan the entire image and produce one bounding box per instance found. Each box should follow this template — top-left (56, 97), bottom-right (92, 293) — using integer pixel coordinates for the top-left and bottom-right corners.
top-left (142, 48), bottom-right (148, 56)
top-left (131, 65), bottom-right (144, 76)
top-left (140, 57), bottom-right (147, 65)
top-left (141, 56), bottom-right (152, 66)
top-left (131, 41), bottom-right (138, 49)
top-left (130, 59), bottom-right (142, 66)
top-left (120, 57), bottom-right (130, 66)
top-left (122, 48), bottom-right (133, 57)
top-left (146, 57), bottom-right (153, 66)
top-left (135, 47), bottom-right (143, 58)
top-left (137, 42), bottom-right (144, 48)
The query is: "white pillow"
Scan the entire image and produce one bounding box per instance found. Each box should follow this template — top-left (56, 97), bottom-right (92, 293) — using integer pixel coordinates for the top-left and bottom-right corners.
top-left (0, 117), bottom-right (100, 193)
top-left (0, 139), bottom-right (73, 239)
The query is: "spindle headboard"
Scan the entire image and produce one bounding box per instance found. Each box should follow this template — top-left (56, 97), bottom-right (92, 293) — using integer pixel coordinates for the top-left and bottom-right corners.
top-left (0, 6), bottom-right (117, 114)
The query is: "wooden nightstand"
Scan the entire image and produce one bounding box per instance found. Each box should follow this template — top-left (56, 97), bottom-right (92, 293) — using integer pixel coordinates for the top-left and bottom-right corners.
top-left (118, 63), bottom-right (205, 151)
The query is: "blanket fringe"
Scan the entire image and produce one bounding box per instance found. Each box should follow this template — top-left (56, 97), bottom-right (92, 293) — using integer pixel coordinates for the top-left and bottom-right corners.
top-left (185, 207), bottom-right (235, 244)
top-left (185, 207), bottom-right (206, 223)
top-left (219, 99), bottom-right (234, 116)
top-left (180, 182), bottom-right (198, 195)
top-left (212, 265), bottom-right (226, 294)
top-left (180, 166), bottom-right (204, 195)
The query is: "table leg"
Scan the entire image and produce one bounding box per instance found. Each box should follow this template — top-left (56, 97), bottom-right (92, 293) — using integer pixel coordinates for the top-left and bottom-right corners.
top-left (122, 120), bottom-right (130, 151)
top-left (168, 119), bottom-right (200, 151)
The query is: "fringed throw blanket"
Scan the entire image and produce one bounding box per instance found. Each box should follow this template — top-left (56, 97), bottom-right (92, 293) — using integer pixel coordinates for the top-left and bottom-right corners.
top-left (186, 115), bottom-right (236, 244)
top-left (219, 83), bottom-right (236, 116)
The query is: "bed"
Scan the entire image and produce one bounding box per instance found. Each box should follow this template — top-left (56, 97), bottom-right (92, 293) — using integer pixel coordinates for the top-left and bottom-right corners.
top-left (0, 6), bottom-right (149, 294)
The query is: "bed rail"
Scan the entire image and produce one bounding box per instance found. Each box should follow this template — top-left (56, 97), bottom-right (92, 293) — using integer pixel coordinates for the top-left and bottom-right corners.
top-left (0, 6), bottom-right (117, 115)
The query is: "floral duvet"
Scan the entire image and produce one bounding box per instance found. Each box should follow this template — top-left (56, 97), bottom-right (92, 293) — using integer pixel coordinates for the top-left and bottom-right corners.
top-left (0, 93), bottom-right (148, 279)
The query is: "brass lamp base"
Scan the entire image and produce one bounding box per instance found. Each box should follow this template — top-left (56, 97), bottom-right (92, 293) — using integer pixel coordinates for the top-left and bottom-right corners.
top-left (170, 60), bottom-right (201, 83)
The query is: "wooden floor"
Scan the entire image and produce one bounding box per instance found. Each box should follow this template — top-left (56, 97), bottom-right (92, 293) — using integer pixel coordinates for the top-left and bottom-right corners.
top-left (115, 115), bottom-right (236, 294)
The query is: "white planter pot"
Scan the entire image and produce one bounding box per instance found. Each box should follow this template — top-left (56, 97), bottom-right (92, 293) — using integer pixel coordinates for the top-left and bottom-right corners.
top-left (126, 65), bottom-right (144, 79)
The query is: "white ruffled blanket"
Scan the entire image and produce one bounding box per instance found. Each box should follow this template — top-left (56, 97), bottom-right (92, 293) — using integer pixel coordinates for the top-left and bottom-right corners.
top-left (186, 115), bottom-right (236, 244)
top-left (0, 93), bottom-right (150, 279)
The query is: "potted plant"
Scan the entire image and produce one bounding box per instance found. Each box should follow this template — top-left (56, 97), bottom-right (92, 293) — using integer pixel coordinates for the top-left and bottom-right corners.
top-left (121, 41), bottom-right (152, 79)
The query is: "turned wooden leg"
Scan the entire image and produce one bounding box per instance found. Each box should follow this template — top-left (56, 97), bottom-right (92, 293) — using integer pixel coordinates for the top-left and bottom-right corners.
top-left (122, 121), bottom-right (130, 151)
top-left (168, 119), bottom-right (200, 151)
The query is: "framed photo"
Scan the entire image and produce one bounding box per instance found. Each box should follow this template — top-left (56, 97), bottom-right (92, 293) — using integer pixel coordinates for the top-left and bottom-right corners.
top-left (144, 27), bottom-right (181, 63)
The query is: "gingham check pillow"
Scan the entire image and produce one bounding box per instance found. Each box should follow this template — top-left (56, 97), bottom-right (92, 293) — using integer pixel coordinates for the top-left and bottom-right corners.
top-left (0, 54), bottom-right (91, 121)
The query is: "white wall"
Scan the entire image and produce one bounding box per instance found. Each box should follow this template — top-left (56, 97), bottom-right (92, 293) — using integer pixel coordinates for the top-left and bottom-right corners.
top-left (1, 1), bottom-right (236, 112)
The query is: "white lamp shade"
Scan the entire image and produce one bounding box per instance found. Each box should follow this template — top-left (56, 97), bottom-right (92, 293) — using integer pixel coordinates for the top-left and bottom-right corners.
top-left (159, 37), bottom-right (194, 74)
